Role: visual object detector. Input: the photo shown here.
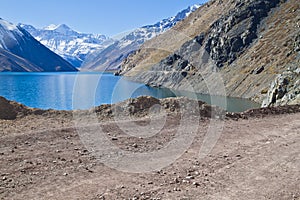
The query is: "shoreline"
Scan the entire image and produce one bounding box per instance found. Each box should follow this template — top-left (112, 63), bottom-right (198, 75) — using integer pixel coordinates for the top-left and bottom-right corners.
top-left (1, 95), bottom-right (299, 121)
top-left (1, 95), bottom-right (300, 199)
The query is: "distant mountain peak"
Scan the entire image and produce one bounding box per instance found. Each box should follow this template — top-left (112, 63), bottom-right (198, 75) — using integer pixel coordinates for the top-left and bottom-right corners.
top-left (22, 23), bottom-right (113, 67)
top-left (44, 24), bottom-right (69, 30)
top-left (0, 18), bottom-right (19, 31)
top-left (0, 18), bottom-right (77, 72)
top-left (43, 24), bottom-right (75, 35)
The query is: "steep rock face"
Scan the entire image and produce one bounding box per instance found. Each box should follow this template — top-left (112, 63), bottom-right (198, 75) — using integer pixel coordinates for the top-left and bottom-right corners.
top-left (81, 5), bottom-right (200, 71)
top-left (204, 0), bottom-right (281, 67)
top-left (0, 19), bottom-right (77, 72)
top-left (120, 0), bottom-right (237, 76)
top-left (20, 24), bottom-right (113, 67)
top-left (262, 67), bottom-right (300, 107)
top-left (121, 0), bottom-right (300, 105)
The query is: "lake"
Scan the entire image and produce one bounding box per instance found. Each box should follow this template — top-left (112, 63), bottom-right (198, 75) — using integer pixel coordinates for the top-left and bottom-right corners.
top-left (0, 72), bottom-right (260, 112)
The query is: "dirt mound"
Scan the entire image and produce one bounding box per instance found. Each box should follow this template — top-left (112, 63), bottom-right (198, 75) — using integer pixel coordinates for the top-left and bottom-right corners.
top-left (226, 104), bottom-right (300, 119)
top-left (0, 96), bottom-right (64, 120)
top-left (0, 97), bottom-right (18, 120)
top-left (1, 95), bottom-right (300, 121)
top-left (93, 96), bottom-right (226, 119)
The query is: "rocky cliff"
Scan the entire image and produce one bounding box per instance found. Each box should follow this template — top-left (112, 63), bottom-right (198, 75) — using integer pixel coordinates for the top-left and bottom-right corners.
top-left (120, 0), bottom-right (300, 106)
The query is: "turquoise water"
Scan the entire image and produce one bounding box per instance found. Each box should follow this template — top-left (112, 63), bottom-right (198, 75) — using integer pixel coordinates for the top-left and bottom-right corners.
top-left (0, 72), bottom-right (259, 112)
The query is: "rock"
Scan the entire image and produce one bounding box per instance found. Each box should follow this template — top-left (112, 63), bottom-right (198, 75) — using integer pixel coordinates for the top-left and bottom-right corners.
top-left (262, 67), bottom-right (300, 107)
top-left (177, 60), bottom-right (189, 70)
top-left (165, 54), bottom-right (181, 65)
top-left (205, 0), bottom-right (281, 68)
top-left (294, 34), bottom-right (300, 52)
top-left (114, 70), bottom-right (121, 76)
top-left (192, 182), bottom-right (200, 186)
top-left (132, 143), bottom-right (138, 148)
top-left (251, 66), bottom-right (265, 74)
top-left (185, 176), bottom-right (195, 180)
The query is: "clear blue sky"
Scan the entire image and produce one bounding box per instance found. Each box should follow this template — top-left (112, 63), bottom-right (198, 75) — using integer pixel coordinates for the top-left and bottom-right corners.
top-left (0, 0), bottom-right (208, 37)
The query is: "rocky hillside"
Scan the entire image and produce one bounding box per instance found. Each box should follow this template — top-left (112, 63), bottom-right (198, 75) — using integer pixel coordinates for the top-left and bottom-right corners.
top-left (0, 18), bottom-right (77, 72)
top-left (81, 4), bottom-right (200, 71)
top-left (120, 0), bottom-right (300, 106)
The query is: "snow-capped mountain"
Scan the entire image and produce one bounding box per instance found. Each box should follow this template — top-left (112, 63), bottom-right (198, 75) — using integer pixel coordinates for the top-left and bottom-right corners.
top-left (0, 18), bottom-right (77, 72)
top-left (81, 4), bottom-right (201, 71)
top-left (20, 23), bottom-right (113, 67)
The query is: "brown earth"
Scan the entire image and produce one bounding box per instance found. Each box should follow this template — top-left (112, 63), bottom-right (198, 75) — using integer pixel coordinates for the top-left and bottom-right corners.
top-left (0, 96), bottom-right (299, 199)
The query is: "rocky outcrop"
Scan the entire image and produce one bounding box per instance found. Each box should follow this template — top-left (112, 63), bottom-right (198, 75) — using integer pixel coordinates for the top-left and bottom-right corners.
top-left (262, 67), bottom-right (300, 107)
top-left (121, 0), bottom-right (300, 105)
top-left (205, 0), bottom-right (282, 68)
top-left (294, 34), bottom-right (300, 52)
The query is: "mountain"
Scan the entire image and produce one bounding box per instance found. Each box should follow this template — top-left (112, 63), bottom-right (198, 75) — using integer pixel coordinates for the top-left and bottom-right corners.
top-left (0, 18), bottom-right (77, 72)
top-left (81, 4), bottom-right (201, 71)
top-left (20, 23), bottom-right (113, 67)
top-left (120, 0), bottom-right (300, 106)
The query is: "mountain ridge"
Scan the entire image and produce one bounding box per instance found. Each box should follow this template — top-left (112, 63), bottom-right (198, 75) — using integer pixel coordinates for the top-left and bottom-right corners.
top-left (0, 18), bottom-right (77, 72)
top-left (81, 4), bottom-right (201, 71)
top-left (20, 23), bottom-right (113, 67)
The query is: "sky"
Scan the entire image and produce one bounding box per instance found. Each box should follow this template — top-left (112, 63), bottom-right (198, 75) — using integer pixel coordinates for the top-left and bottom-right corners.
top-left (0, 0), bottom-right (208, 37)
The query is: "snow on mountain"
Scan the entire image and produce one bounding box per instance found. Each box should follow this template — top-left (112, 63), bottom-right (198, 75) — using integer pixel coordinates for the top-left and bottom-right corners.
top-left (0, 18), bottom-right (77, 72)
top-left (0, 18), bottom-right (23, 50)
top-left (20, 23), bottom-right (114, 67)
top-left (81, 4), bottom-right (201, 71)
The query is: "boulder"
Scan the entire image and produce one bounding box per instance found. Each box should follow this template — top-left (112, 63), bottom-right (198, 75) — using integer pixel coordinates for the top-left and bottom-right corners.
top-left (262, 67), bottom-right (300, 107)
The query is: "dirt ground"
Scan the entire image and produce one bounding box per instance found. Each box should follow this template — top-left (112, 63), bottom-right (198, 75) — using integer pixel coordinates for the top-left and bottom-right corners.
top-left (0, 97), bottom-right (299, 200)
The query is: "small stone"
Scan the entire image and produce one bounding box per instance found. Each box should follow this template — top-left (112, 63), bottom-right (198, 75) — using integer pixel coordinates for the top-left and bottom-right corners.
top-left (192, 182), bottom-right (200, 186)
top-left (182, 180), bottom-right (190, 184)
top-left (132, 143), bottom-right (138, 148)
top-left (174, 178), bottom-right (179, 183)
top-left (63, 173), bottom-right (68, 176)
top-left (111, 137), bottom-right (118, 141)
top-left (185, 176), bottom-right (194, 180)
top-left (2, 176), bottom-right (7, 181)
